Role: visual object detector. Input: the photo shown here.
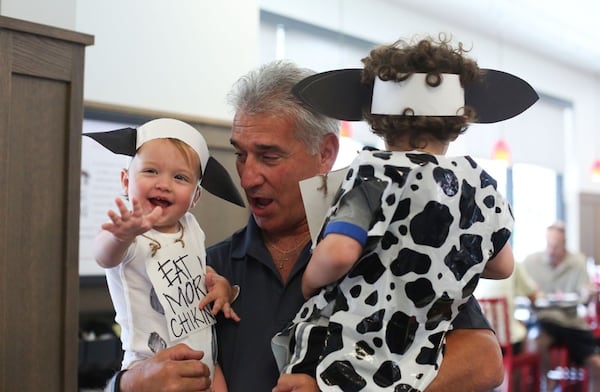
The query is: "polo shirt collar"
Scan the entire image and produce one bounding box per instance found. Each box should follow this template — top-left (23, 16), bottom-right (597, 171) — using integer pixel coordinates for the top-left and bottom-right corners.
top-left (230, 216), bottom-right (271, 262)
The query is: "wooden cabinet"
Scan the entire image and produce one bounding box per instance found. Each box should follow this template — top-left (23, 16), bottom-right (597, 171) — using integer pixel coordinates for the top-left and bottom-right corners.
top-left (0, 16), bottom-right (93, 391)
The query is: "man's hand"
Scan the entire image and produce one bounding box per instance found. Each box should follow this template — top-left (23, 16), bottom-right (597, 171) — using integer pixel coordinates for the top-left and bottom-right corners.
top-left (272, 373), bottom-right (319, 392)
top-left (119, 344), bottom-right (212, 392)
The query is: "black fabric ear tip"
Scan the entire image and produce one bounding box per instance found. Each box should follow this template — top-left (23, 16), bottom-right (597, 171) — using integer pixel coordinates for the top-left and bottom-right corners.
top-left (83, 127), bottom-right (138, 156)
top-left (292, 68), bottom-right (367, 121)
top-left (201, 157), bottom-right (245, 207)
top-left (467, 69), bottom-right (539, 124)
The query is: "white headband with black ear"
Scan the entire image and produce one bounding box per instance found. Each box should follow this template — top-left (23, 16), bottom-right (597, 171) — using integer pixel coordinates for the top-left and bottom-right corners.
top-left (371, 74), bottom-right (464, 116)
top-left (136, 118), bottom-right (210, 175)
top-left (292, 68), bottom-right (539, 124)
top-left (83, 118), bottom-right (245, 207)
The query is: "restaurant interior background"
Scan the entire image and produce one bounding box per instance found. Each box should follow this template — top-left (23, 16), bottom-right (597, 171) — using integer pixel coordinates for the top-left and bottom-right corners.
top-left (3, 0), bottom-right (600, 389)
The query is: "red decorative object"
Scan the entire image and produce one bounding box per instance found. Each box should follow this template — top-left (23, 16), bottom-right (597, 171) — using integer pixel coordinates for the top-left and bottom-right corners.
top-left (592, 159), bottom-right (600, 182)
top-left (492, 139), bottom-right (511, 163)
top-left (340, 120), bottom-right (352, 138)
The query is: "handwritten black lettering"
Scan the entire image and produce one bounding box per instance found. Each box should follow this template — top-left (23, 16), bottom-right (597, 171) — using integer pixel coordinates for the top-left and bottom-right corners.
top-left (169, 307), bottom-right (216, 338)
top-left (162, 275), bottom-right (206, 313)
top-left (157, 255), bottom-right (191, 287)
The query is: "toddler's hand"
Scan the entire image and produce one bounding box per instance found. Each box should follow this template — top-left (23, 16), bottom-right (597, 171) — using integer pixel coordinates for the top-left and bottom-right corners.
top-left (199, 267), bottom-right (241, 322)
top-left (101, 197), bottom-right (162, 242)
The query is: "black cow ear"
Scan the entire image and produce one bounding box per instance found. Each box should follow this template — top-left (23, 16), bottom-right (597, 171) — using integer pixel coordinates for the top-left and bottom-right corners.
top-left (201, 157), bottom-right (245, 207)
top-left (83, 127), bottom-right (137, 156)
top-left (467, 69), bottom-right (539, 123)
top-left (292, 68), bottom-right (369, 121)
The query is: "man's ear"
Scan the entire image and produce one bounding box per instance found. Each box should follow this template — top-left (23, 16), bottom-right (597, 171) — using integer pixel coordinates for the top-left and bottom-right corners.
top-left (120, 169), bottom-right (129, 198)
top-left (319, 133), bottom-right (340, 172)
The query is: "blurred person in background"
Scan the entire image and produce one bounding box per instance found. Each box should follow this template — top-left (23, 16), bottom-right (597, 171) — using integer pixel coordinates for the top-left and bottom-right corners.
top-left (523, 221), bottom-right (600, 389)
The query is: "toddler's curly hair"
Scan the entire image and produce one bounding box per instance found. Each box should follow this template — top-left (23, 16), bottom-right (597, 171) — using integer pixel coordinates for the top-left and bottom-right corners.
top-left (361, 33), bottom-right (482, 148)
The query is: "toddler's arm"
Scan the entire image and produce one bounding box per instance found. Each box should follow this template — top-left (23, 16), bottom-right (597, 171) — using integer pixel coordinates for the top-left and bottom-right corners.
top-left (302, 233), bottom-right (363, 299)
top-left (94, 196), bottom-right (162, 268)
top-left (212, 364), bottom-right (228, 392)
top-left (481, 242), bottom-right (514, 279)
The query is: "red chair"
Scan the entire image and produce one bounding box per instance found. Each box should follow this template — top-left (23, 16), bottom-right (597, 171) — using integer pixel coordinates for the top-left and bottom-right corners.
top-left (547, 343), bottom-right (588, 392)
top-left (478, 297), bottom-right (541, 392)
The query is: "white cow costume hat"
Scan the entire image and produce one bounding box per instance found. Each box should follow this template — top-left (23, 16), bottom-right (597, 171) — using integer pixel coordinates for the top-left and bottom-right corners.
top-left (84, 118), bottom-right (245, 207)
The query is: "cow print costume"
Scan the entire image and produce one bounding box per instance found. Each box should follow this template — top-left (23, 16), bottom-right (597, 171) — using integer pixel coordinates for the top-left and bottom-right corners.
top-left (275, 148), bottom-right (513, 391)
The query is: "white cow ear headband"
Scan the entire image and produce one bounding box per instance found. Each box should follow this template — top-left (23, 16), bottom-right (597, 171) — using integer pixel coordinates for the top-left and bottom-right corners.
top-left (292, 68), bottom-right (538, 123)
top-left (83, 118), bottom-right (245, 207)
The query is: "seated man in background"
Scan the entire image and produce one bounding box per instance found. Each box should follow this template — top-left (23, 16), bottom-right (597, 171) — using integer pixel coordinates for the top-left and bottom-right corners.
top-left (522, 221), bottom-right (600, 388)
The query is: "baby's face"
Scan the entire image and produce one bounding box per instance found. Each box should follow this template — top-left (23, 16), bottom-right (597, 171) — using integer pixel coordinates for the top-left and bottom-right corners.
top-left (124, 139), bottom-right (200, 233)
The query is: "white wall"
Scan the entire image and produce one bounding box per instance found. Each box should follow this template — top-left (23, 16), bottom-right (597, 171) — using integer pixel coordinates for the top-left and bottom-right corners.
top-left (0, 0), bottom-right (76, 29)
top-left (75, 0), bottom-right (258, 121)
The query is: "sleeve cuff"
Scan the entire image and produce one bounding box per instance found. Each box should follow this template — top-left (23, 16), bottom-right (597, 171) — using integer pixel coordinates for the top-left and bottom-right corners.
top-left (323, 221), bottom-right (368, 246)
top-left (105, 369), bottom-right (127, 392)
top-left (231, 285), bottom-right (240, 303)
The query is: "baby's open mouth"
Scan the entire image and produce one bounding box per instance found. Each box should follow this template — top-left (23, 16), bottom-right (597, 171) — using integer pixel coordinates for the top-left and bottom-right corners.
top-left (149, 197), bottom-right (172, 208)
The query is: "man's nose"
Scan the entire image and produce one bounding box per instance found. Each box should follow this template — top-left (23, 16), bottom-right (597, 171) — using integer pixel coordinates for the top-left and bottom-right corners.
top-left (239, 157), bottom-right (263, 189)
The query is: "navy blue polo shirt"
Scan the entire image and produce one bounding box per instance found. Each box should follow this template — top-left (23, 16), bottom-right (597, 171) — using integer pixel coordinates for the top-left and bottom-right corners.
top-left (207, 216), bottom-right (491, 392)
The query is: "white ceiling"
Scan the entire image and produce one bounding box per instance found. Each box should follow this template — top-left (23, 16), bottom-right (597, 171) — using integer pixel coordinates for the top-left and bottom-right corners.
top-left (391, 0), bottom-right (600, 76)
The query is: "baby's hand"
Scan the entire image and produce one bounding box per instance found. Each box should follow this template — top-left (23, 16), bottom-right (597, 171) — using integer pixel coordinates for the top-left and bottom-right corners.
top-left (101, 197), bottom-right (162, 242)
top-left (199, 267), bottom-right (241, 322)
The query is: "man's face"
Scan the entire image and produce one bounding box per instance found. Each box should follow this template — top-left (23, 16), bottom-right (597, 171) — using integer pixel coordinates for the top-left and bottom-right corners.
top-left (546, 227), bottom-right (567, 266)
top-left (230, 112), bottom-right (334, 236)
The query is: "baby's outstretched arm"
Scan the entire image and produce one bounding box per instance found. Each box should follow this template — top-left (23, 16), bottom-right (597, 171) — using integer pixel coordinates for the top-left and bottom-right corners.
top-left (93, 196), bottom-right (162, 268)
top-left (199, 267), bottom-right (241, 322)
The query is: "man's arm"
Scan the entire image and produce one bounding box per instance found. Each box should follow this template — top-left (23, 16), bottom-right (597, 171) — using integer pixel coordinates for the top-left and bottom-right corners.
top-left (424, 328), bottom-right (504, 392)
top-left (113, 344), bottom-right (212, 392)
top-left (271, 329), bottom-right (504, 392)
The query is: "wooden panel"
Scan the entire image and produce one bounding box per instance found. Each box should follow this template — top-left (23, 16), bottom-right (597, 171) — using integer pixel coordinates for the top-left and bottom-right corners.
top-left (4, 74), bottom-right (68, 390)
top-left (12, 32), bottom-right (76, 81)
top-left (0, 16), bottom-right (92, 392)
top-left (0, 14), bottom-right (94, 45)
top-left (0, 28), bottom-right (10, 392)
top-left (64, 37), bottom-right (86, 391)
top-left (1, 50), bottom-right (71, 392)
